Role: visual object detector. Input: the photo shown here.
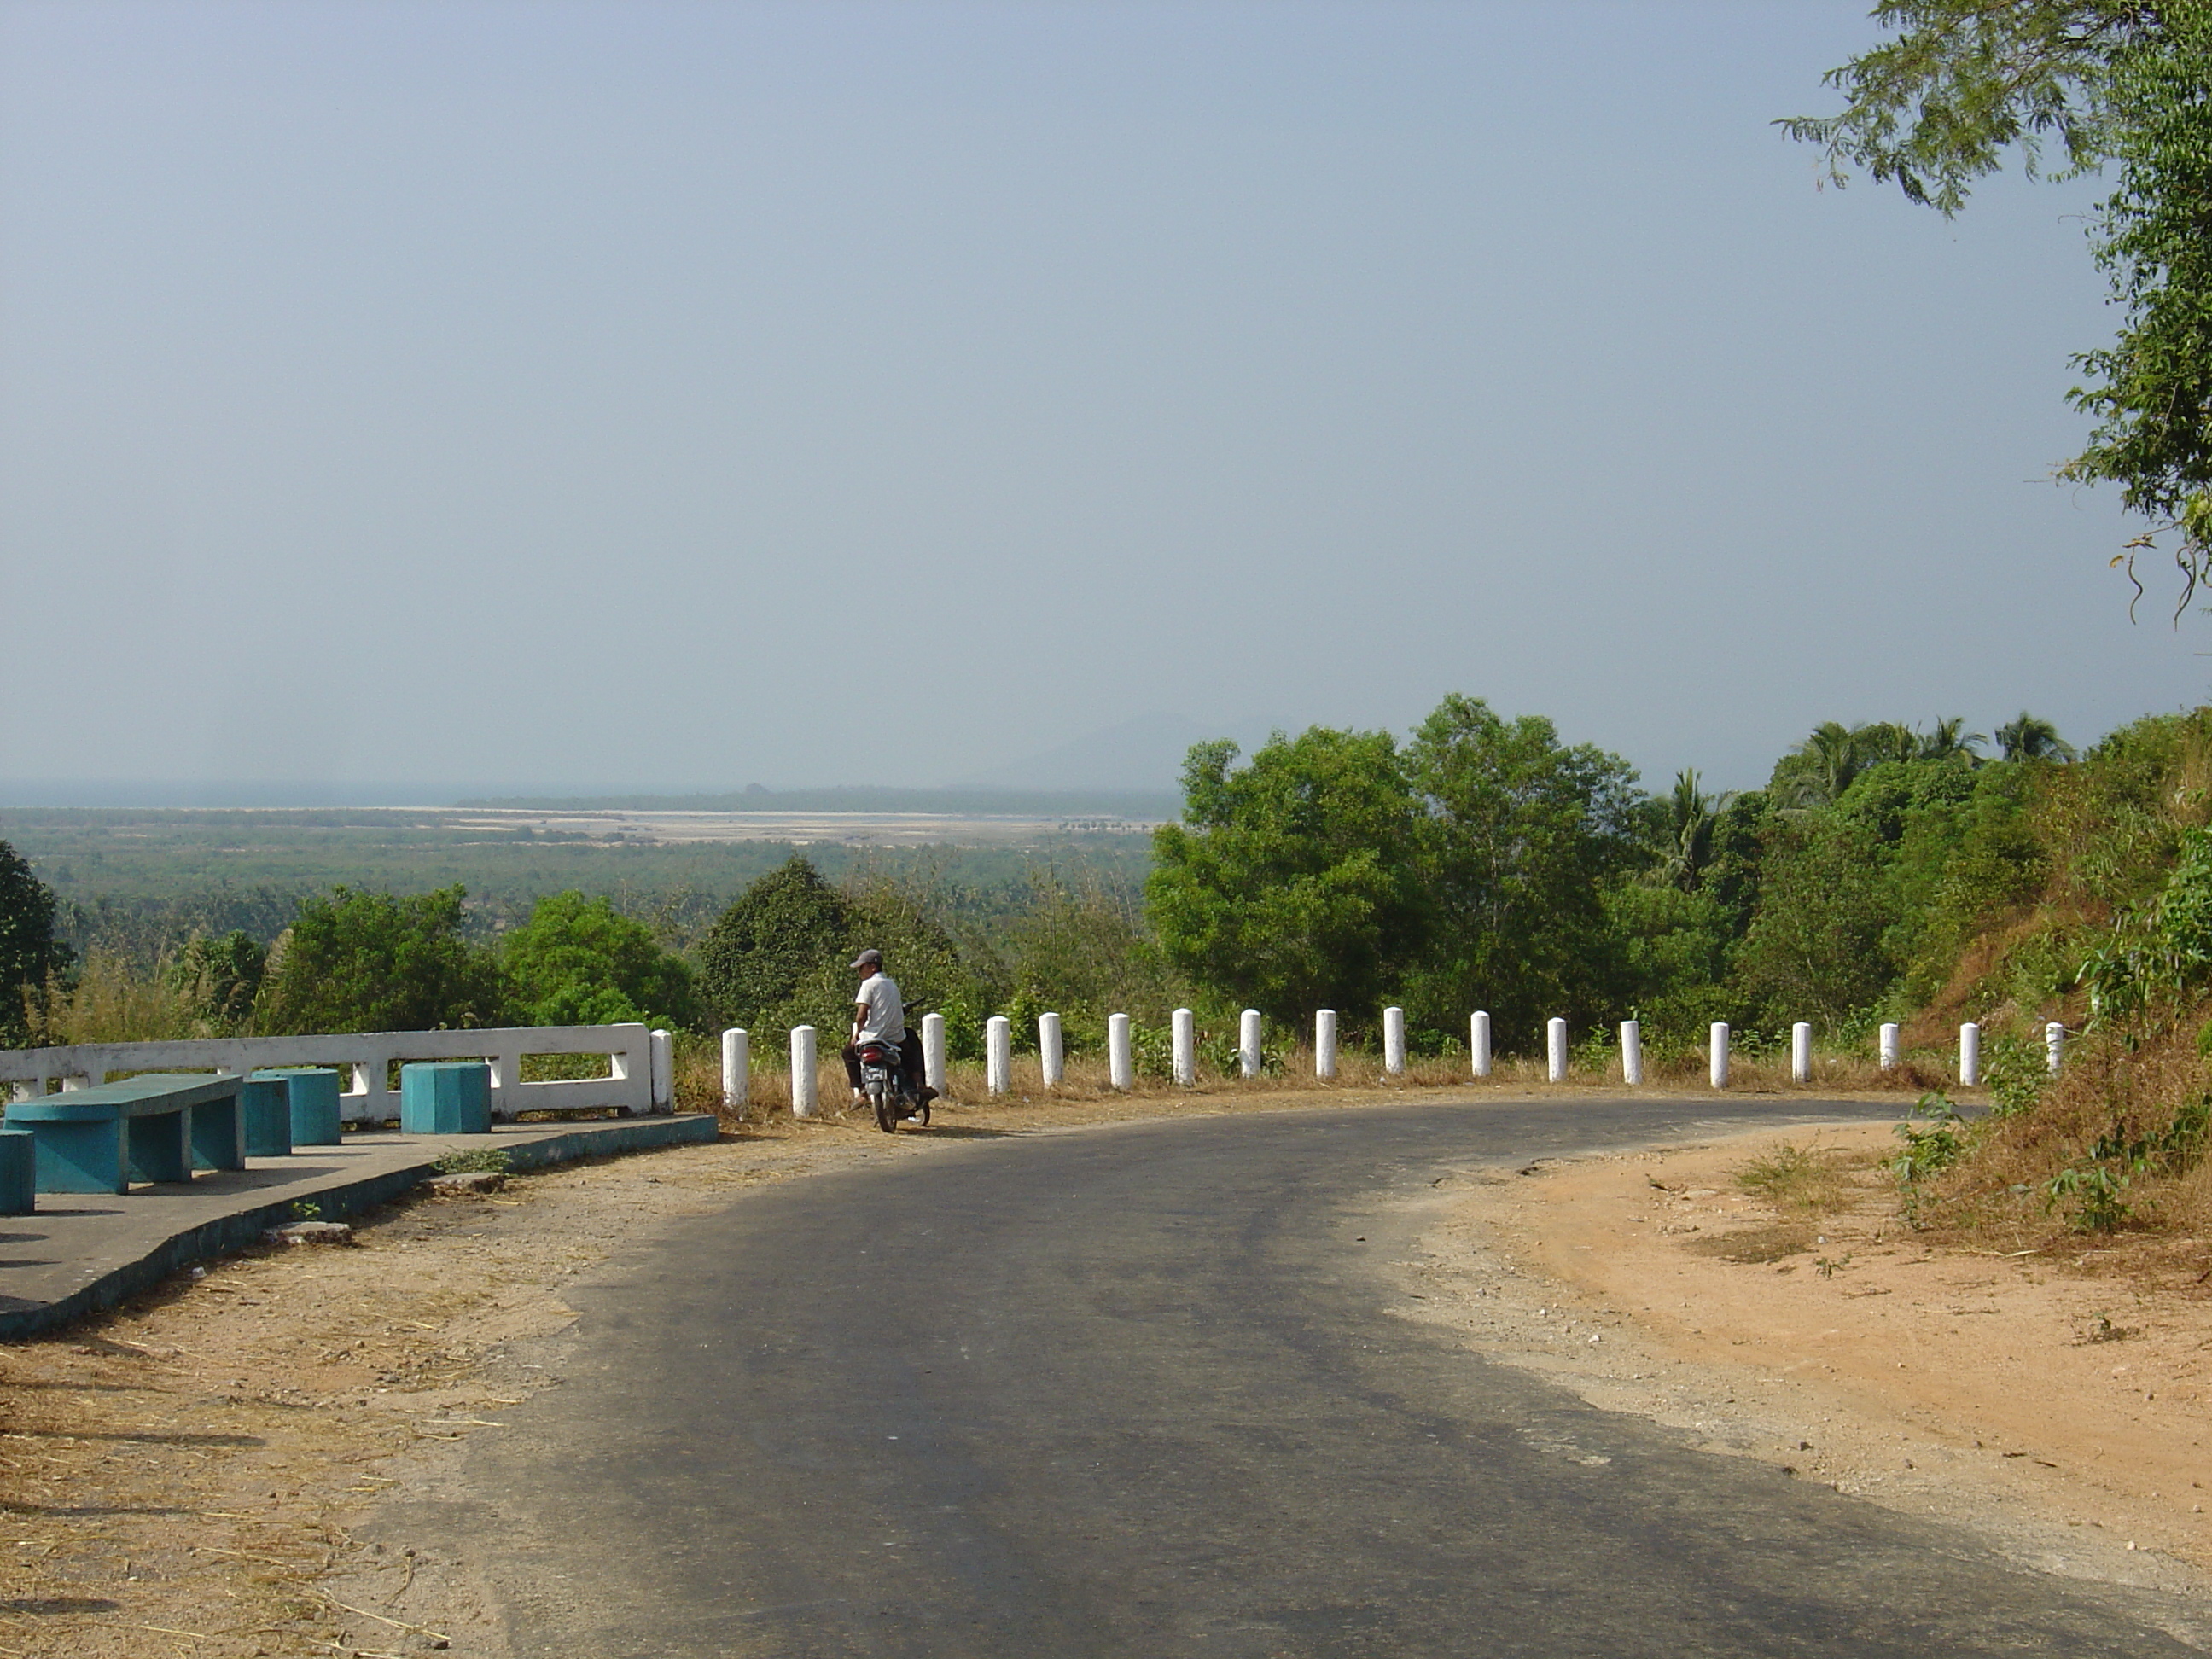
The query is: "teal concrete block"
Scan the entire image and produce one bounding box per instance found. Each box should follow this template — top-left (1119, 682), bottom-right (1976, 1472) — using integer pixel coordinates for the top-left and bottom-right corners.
top-left (400, 1062), bottom-right (492, 1135)
top-left (0, 1131), bottom-right (32, 1215)
top-left (239, 1075), bottom-right (294, 1158)
top-left (259, 1068), bottom-right (344, 1145)
top-left (189, 1094), bottom-right (246, 1173)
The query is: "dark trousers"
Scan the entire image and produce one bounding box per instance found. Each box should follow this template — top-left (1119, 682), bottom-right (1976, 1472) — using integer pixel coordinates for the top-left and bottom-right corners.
top-left (843, 1030), bottom-right (927, 1094)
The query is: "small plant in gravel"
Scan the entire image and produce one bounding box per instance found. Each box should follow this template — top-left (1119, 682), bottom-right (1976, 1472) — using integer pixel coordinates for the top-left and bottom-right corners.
top-left (1735, 1142), bottom-right (1849, 1213)
top-left (1891, 1093), bottom-right (1966, 1227)
top-left (433, 1148), bottom-right (513, 1176)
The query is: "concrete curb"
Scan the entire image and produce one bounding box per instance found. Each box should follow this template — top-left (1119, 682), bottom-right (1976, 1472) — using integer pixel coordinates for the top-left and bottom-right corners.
top-left (0, 1113), bottom-right (719, 1342)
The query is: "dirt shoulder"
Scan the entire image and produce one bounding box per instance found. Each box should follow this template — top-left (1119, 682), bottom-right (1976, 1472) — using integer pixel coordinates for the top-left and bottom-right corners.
top-left (1384, 1119), bottom-right (2212, 1627)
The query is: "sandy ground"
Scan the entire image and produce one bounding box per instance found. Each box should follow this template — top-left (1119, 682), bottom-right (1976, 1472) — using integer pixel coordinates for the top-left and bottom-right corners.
top-left (7, 1087), bottom-right (2209, 1654)
top-left (1382, 1119), bottom-right (2212, 1645)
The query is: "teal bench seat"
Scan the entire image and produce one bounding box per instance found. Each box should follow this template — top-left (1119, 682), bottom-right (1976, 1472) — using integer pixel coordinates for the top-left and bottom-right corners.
top-left (3, 1073), bottom-right (246, 1194)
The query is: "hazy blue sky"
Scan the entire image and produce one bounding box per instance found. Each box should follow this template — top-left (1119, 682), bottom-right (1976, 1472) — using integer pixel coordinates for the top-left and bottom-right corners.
top-left (3, 0), bottom-right (2203, 799)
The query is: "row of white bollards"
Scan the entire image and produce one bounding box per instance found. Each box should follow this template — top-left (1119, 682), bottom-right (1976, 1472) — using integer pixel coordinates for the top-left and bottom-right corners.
top-left (718, 1007), bottom-right (2071, 1114)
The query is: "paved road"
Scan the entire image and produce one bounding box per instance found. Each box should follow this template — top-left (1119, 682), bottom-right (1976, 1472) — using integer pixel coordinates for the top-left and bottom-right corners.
top-left (399, 1097), bottom-right (2208, 1656)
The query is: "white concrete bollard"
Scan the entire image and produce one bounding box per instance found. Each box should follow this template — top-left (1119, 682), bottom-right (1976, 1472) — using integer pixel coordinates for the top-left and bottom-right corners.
top-left (1383, 1006), bottom-right (1406, 1077)
top-left (1546, 1018), bottom-right (1569, 1083)
top-left (1239, 1009), bottom-right (1263, 1079)
top-left (1791, 1022), bottom-right (1813, 1085)
top-left (1878, 1022), bottom-right (1901, 1070)
top-left (650, 1028), bottom-right (674, 1110)
top-left (1039, 1012), bottom-right (1063, 1087)
top-left (1172, 1008), bottom-right (1196, 1086)
top-left (1620, 1019), bottom-right (1644, 1087)
top-left (720, 1027), bottom-right (749, 1115)
top-left (1959, 1022), bottom-right (1982, 1087)
top-left (1470, 1010), bottom-right (1492, 1079)
top-left (1709, 1022), bottom-right (1730, 1090)
top-left (2046, 1021), bottom-right (2066, 1075)
top-left (987, 1016), bottom-right (1012, 1095)
top-left (1316, 1010), bottom-right (1338, 1080)
top-left (790, 1025), bottom-right (817, 1118)
top-left (1108, 1013), bottom-right (1133, 1091)
top-left (922, 1011), bottom-right (946, 1093)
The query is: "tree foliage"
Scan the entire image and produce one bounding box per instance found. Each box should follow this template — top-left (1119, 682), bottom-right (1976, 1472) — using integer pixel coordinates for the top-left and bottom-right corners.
top-left (1148, 728), bottom-right (1423, 1028)
top-left (503, 890), bottom-right (699, 1030)
top-left (0, 840), bottom-right (72, 1045)
top-left (1787, 3), bottom-right (2212, 602)
top-left (695, 857), bottom-right (851, 1031)
top-left (1400, 696), bottom-right (1645, 1047)
top-left (259, 885), bottom-right (506, 1034)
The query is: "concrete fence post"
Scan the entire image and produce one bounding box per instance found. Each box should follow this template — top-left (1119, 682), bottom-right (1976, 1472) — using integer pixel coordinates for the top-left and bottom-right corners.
top-left (1039, 1012), bottom-right (1064, 1088)
top-left (1791, 1022), bottom-right (1813, 1085)
top-left (1470, 1010), bottom-right (1492, 1079)
top-left (650, 1028), bottom-right (674, 1111)
top-left (721, 1027), bottom-right (749, 1116)
top-left (1709, 1022), bottom-right (1730, 1090)
top-left (1172, 1009), bottom-right (1196, 1087)
top-left (1620, 1019), bottom-right (1644, 1086)
top-left (1878, 1023), bottom-right (1901, 1070)
top-left (1315, 1010), bottom-right (1338, 1080)
top-left (1382, 1007), bottom-right (1407, 1078)
top-left (1546, 1018), bottom-right (1568, 1083)
top-left (1108, 1013), bottom-right (1133, 1091)
top-left (790, 1026), bottom-right (817, 1118)
top-left (1959, 1022), bottom-right (1982, 1087)
top-left (1238, 1009), bottom-right (1263, 1079)
top-left (922, 1011), bottom-right (946, 1093)
top-left (2046, 1021), bottom-right (2066, 1075)
top-left (987, 1016), bottom-right (1012, 1096)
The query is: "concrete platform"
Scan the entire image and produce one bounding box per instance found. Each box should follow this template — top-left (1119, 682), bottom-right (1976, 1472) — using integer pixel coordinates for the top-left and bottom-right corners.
top-left (0, 1113), bottom-right (720, 1341)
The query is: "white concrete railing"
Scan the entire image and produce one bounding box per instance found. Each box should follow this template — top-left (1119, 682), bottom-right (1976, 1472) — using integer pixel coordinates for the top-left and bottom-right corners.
top-left (707, 1008), bottom-right (2050, 1103)
top-left (0, 1022), bottom-right (666, 1124)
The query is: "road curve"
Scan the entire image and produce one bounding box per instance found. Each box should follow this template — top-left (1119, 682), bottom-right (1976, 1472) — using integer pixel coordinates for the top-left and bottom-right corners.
top-left (394, 1097), bottom-right (2206, 1656)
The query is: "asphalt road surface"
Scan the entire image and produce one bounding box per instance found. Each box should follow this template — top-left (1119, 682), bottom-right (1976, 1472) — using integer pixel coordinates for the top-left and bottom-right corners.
top-left (393, 1097), bottom-right (2209, 1656)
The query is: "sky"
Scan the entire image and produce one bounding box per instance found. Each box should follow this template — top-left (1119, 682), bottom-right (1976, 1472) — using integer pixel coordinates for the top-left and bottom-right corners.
top-left (2, 0), bottom-right (2204, 800)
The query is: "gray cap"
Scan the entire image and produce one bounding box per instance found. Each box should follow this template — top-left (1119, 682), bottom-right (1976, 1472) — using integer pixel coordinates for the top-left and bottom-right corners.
top-left (850, 948), bottom-right (883, 969)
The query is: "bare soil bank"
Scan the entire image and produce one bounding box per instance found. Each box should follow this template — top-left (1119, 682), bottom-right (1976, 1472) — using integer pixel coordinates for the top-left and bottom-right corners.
top-left (1385, 1120), bottom-right (2212, 1644)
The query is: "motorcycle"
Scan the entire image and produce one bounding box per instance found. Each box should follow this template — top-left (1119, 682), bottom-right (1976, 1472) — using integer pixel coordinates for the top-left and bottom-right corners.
top-left (855, 1039), bottom-right (928, 1133)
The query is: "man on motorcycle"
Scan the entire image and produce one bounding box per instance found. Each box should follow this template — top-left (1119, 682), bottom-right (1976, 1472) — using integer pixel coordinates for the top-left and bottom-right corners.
top-left (841, 949), bottom-right (932, 1109)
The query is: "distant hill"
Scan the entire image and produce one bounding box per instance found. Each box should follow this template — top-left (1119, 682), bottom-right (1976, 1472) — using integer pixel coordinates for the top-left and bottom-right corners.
top-left (454, 783), bottom-right (1184, 819)
top-left (952, 713), bottom-right (1215, 793)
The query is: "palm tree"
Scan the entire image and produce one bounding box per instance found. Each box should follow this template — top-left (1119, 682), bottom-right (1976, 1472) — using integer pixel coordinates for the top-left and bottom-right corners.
top-left (1994, 711), bottom-right (2077, 763)
top-left (1854, 722), bottom-right (1919, 766)
top-left (1916, 716), bottom-right (1987, 764)
top-left (1656, 769), bottom-right (1729, 892)
top-left (1779, 722), bottom-right (1862, 806)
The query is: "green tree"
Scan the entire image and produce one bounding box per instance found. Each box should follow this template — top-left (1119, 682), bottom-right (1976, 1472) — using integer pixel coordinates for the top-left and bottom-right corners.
top-left (166, 929), bottom-right (266, 1032)
top-left (695, 858), bottom-right (851, 1030)
top-left (503, 890), bottom-right (699, 1030)
top-left (1995, 709), bottom-right (2079, 761)
top-left (259, 885), bottom-right (507, 1034)
top-left (1786, 3), bottom-right (2212, 601)
top-left (1400, 695), bottom-right (1645, 1048)
top-left (1733, 816), bottom-right (1898, 1026)
top-left (1148, 728), bottom-right (1423, 1028)
top-left (0, 840), bottom-right (72, 1045)
top-left (1651, 769), bottom-right (1727, 893)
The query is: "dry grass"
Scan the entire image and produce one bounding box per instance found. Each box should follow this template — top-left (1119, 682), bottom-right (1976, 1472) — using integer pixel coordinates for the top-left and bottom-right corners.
top-left (1918, 1006), bottom-right (2212, 1257)
top-left (1733, 1138), bottom-right (1857, 1213)
top-left (37, 950), bottom-right (203, 1045)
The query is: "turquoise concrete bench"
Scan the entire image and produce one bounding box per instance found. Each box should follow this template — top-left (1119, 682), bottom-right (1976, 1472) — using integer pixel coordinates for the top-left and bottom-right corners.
top-left (239, 1074), bottom-right (293, 1158)
top-left (3, 1073), bottom-right (245, 1194)
top-left (253, 1067), bottom-right (345, 1145)
top-left (400, 1062), bottom-right (491, 1134)
top-left (0, 1131), bottom-right (32, 1216)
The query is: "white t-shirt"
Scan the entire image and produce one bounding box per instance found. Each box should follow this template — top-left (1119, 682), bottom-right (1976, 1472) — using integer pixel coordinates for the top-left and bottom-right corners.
top-left (854, 972), bottom-right (905, 1045)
